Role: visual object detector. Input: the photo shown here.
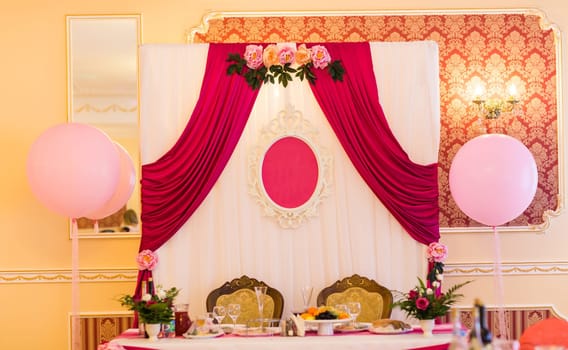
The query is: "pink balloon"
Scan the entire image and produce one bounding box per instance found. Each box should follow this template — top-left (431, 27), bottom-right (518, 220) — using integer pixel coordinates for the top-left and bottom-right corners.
top-left (449, 133), bottom-right (538, 226)
top-left (86, 143), bottom-right (136, 220)
top-left (27, 123), bottom-right (120, 218)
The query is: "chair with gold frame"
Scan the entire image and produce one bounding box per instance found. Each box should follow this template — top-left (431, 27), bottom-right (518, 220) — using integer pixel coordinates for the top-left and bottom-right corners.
top-left (317, 274), bottom-right (393, 322)
top-left (206, 275), bottom-right (284, 324)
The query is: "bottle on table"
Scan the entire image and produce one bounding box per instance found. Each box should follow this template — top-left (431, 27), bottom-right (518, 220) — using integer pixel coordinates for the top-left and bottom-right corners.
top-left (449, 308), bottom-right (467, 350)
top-left (147, 277), bottom-right (155, 295)
top-left (468, 306), bottom-right (484, 350)
top-left (139, 280), bottom-right (148, 337)
top-left (469, 298), bottom-right (492, 347)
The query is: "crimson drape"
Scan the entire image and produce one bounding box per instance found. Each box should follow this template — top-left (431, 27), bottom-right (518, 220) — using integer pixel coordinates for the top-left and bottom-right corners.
top-left (139, 43), bottom-right (260, 252)
top-left (308, 42), bottom-right (439, 244)
top-left (139, 42), bottom-right (439, 253)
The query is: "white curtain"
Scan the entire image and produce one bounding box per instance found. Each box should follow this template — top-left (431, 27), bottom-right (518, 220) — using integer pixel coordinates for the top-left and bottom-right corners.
top-left (140, 41), bottom-right (440, 321)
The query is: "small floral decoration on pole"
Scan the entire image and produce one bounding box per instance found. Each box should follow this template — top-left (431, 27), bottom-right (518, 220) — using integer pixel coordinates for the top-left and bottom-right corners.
top-left (392, 243), bottom-right (472, 320)
top-left (426, 242), bottom-right (448, 288)
top-left (137, 249), bottom-right (158, 271)
top-left (227, 43), bottom-right (345, 89)
top-left (119, 285), bottom-right (180, 324)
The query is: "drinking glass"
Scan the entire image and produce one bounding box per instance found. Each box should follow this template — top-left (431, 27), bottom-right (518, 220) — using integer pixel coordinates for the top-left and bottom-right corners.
top-left (254, 286), bottom-right (268, 330)
top-left (227, 303), bottom-right (241, 331)
top-left (301, 286), bottom-right (314, 310)
top-left (335, 303), bottom-right (349, 317)
top-left (347, 301), bottom-right (361, 326)
top-left (213, 305), bottom-right (226, 330)
top-left (195, 313), bottom-right (210, 333)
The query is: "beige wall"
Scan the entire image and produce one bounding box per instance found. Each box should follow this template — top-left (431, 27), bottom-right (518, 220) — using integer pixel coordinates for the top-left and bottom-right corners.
top-left (1, 0), bottom-right (568, 349)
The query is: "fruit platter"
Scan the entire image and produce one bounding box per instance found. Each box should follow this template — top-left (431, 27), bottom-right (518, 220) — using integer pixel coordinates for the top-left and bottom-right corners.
top-left (300, 306), bottom-right (352, 336)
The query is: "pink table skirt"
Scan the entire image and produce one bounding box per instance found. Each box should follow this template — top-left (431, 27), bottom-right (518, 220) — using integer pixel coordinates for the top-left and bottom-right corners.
top-left (103, 324), bottom-right (453, 350)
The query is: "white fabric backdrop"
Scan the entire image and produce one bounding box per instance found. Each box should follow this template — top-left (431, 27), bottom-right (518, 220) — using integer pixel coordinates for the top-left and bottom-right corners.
top-left (139, 41), bottom-right (440, 321)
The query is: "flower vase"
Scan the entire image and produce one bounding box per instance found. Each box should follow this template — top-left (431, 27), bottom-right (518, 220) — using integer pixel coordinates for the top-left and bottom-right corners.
top-left (419, 319), bottom-right (435, 337)
top-left (145, 323), bottom-right (161, 341)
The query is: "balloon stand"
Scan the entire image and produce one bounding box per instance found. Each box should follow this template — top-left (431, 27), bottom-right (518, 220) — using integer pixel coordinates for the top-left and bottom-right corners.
top-left (492, 226), bottom-right (510, 340)
top-left (25, 123), bottom-right (136, 350)
top-left (71, 219), bottom-right (81, 350)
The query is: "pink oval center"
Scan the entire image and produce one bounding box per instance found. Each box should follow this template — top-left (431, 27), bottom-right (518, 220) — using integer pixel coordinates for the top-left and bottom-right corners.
top-left (261, 137), bottom-right (319, 209)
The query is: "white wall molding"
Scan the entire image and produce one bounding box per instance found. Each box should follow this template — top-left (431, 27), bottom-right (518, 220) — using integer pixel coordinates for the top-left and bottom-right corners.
top-left (445, 261), bottom-right (568, 276)
top-left (0, 268), bottom-right (138, 284)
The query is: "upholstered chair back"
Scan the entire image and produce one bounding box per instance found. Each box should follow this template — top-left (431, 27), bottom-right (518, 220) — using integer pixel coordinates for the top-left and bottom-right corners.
top-left (317, 274), bottom-right (393, 323)
top-left (206, 275), bottom-right (284, 324)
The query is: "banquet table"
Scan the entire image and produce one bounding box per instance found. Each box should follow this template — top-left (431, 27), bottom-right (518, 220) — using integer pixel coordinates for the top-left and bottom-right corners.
top-left (109, 327), bottom-right (452, 350)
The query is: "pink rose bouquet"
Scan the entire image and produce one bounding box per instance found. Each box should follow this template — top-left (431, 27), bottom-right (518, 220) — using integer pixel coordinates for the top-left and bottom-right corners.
top-left (136, 249), bottom-right (158, 271)
top-left (119, 285), bottom-right (180, 324)
top-left (226, 42), bottom-right (345, 89)
top-left (393, 242), bottom-right (472, 320)
top-left (393, 277), bottom-right (471, 320)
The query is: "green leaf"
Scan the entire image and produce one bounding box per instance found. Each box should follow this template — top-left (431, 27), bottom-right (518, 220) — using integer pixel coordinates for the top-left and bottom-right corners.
top-left (328, 60), bottom-right (345, 82)
top-left (283, 63), bottom-right (297, 73)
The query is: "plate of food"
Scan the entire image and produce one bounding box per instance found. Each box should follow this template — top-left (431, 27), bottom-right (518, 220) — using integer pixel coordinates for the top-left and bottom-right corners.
top-left (334, 322), bottom-right (371, 333)
top-left (369, 319), bottom-right (413, 334)
top-left (183, 329), bottom-right (224, 339)
top-left (233, 327), bottom-right (281, 337)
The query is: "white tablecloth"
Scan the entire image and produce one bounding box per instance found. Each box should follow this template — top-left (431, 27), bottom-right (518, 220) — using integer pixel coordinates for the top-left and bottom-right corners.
top-left (110, 329), bottom-right (451, 350)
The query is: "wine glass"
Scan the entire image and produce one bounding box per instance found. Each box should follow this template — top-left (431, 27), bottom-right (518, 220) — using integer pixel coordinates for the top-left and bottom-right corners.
top-left (213, 305), bottom-right (226, 331)
top-left (227, 303), bottom-right (241, 332)
top-left (301, 286), bottom-right (314, 310)
top-left (254, 286), bottom-right (268, 330)
top-left (335, 304), bottom-right (349, 317)
top-left (347, 301), bottom-right (361, 327)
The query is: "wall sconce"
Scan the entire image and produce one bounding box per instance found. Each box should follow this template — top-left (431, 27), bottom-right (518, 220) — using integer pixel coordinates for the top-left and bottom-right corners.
top-left (472, 85), bottom-right (520, 120)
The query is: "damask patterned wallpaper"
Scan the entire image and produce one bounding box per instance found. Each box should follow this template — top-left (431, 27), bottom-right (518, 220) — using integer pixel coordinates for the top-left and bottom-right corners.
top-left (193, 12), bottom-right (558, 228)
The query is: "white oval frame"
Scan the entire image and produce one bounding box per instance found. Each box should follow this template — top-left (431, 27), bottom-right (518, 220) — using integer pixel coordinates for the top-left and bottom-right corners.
top-left (248, 105), bottom-right (332, 228)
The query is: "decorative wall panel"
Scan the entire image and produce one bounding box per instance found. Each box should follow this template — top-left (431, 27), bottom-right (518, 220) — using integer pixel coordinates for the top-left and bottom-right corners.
top-left (189, 10), bottom-right (560, 230)
top-left (77, 313), bottom-right (134, 350)
top-left (438, 305), bottom-right (563, 340)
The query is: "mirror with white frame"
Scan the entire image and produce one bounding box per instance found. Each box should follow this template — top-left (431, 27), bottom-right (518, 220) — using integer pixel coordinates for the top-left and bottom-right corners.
top-left (66, 14), bottom-right (141, 238)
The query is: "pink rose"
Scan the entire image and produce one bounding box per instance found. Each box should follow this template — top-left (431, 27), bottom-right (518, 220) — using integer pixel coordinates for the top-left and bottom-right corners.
top-left (278, 46), bottom-right (296, 65)
top-left (137, 249), bottom-right (158, 271)
top-left (427, 242), bottom-right (448, 263)
top-left (262, 44), bottom-right (279, 68)
top-left (408, 290), bottom-right (418, 300)
top-left (415, 297), bottom-right (430, 310)
top-left (310, 45), bottom-right (331, 69)
top-left (244, 44), bottom-right (264, 69)
top-left (295, 44), bottom-right (311, 65)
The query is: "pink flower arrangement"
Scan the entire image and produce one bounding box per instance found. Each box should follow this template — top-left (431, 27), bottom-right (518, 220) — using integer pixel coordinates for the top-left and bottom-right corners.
top-left (426, 242), bottom-right (447, 286)
top-left (393, 242), bottom-right (473, 320)
top-left (393, 277), bottom-right (471, 320)
top-left (136, 249), bottom-right (158, 271)
top-left (227, 43), bottom-right (344, 89)
top-left (119, 285), bottom-right (180, 324)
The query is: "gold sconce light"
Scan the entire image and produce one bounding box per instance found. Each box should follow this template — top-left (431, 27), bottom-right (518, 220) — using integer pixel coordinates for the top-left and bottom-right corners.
top-left (472, 85), bottom-right (520, 120)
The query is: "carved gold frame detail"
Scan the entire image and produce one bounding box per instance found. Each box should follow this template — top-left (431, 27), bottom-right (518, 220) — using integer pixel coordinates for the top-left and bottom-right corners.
top-left (248, 105), bottom-right (332, 228)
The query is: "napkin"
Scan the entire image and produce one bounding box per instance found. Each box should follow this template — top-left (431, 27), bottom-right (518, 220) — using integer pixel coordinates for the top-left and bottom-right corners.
top-left (290, 314), bottom-right (306, 336)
